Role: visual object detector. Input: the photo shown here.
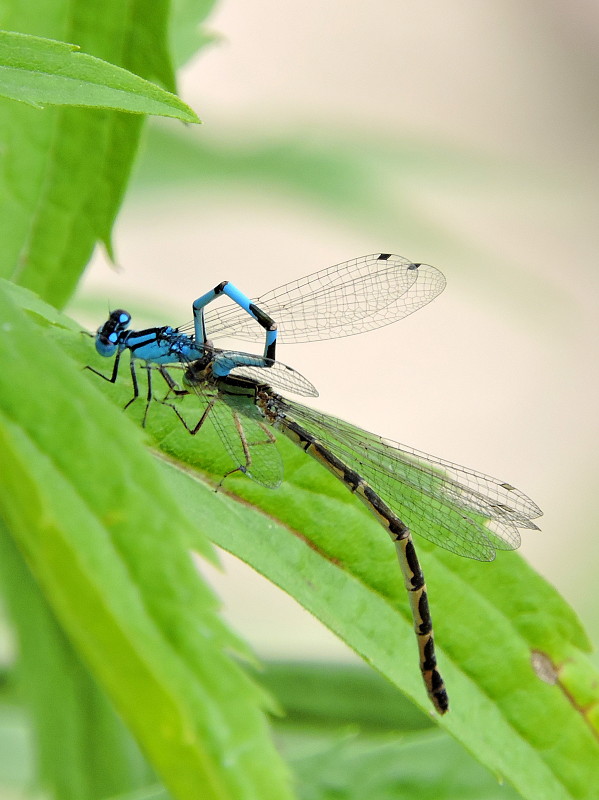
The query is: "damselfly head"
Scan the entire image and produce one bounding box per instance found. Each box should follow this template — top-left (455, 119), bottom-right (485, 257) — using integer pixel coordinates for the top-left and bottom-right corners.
top-left (184, 354), bottom-right (214, 387)
top-left (95, 309), bottom-right (132, 357)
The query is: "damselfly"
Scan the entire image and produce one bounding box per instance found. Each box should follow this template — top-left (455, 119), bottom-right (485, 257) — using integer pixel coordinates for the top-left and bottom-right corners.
top-left (88, 254), bottom-right (445, 421)
top-left (89, 254), bottom-right (542, 714)
top-left (163, 352), bottom-right (541, 715)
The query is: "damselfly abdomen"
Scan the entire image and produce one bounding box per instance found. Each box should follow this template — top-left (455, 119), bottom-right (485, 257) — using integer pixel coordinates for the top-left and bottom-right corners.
top-left (89, 254), bottom-right (542, 713)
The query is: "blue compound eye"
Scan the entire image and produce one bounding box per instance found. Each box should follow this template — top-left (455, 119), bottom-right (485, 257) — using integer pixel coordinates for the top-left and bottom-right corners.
top-left (95, 338), bottom-right (117, 356)
top-left (84, 254), bottom-right (544, 720)
top-left (108, 309), bottom-right (131, 328)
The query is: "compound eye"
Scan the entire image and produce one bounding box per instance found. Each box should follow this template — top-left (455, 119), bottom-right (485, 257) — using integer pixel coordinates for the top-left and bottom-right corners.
top-left (110, 309), bottom-right (131, 327)
top-left (95, 338), bottom-right (118, 357)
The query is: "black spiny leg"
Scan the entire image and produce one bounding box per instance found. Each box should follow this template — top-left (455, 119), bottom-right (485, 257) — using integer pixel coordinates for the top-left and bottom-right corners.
top-left (140, 363), bottom-right (155, 427)
top-left (85, 349), bottom-right (123, 386)
top-left (86, 351), bottom-right (144, 416)
top-left (151, 365), bottom-right (217, 435)
top-left (123, 357), bottom-right (140, 410)
top-left (157, 365), bottom-right (187, 400)
top-left (161, 392), bottom-right (218, 435)
top-left (141, 365), bottom-right (187, 427)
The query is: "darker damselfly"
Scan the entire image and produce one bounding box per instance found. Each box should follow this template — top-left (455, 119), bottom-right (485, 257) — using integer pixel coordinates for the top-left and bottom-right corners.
top-left (89, 254), bottom-right (542, 714)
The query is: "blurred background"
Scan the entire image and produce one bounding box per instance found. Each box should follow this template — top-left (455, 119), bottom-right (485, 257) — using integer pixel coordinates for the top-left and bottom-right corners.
top-left (75, 1), bottom-right (599, 663)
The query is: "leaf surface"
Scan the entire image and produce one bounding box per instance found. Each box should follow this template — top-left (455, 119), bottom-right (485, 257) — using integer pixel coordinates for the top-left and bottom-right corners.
top-left (15, 281), bottom-right (599, 800)
top-left (0, 280), bottom-right (294, 800)
top-left (0, 31), bottom-right (199, 120)
top-left (0, 2), bottom-right (207, 307)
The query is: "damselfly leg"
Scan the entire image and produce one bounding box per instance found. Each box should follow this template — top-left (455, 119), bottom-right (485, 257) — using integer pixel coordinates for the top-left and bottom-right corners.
top-left (88, 254), bottom-right (542, 715)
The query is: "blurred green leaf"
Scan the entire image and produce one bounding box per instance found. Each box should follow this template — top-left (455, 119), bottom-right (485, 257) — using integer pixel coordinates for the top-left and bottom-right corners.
top-left (0, 280), bottom-right (294, 800)
top-left (136, 124), bottom-right (394, 224)
top-left (0, 31), bottom-right (199, 120)
top-left (158, 455), bottom-right (599, 800)
top-left (0, 524), bottom-right (152, 799)
top-left (261, 661), bottom-right (519, 797)
top-left (132, 124), bottom-right (532, 236)
top-left (283, 729), bottom-right (522, 800)
top-left (129, 124), bottom-right (565, 318)
top-left (0, 1), bottom-right (208, 308)
top-left (0, 705), bottom-right (33, 792)
top-left (257, 661), bottom-right (433, 733)
top-left (13, 281), bottom-right (599, 800)
top-left (170, 0), bottom-right (220, 68)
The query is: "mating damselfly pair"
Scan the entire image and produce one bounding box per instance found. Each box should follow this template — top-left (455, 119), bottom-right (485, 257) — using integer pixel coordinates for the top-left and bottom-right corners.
top-left (88, 253), bottom-right (542, 715)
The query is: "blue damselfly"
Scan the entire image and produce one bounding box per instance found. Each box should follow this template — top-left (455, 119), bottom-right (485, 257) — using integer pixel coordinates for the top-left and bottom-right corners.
top-left (90, 254), bottom-right (542, 714)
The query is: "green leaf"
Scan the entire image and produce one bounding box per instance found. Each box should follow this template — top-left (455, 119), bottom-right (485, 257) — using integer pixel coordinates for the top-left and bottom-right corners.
top-left (0, 523), bottom-right (152, 800)
top-left (283, 729), bottom-right (523, 800)
top-left (0, 280), bottom-right (295, 800)
top-left (77, 313), bottom-right (596, 799)
top-left (0, 1), bottom-right (209, 308)
top-left (132, 124), bottom-right (565, 319)
top-left (18, 282), bottom-right (599, 799)
top-left (170, 0), bottom-right (220, 69)
top-left (157, 457), bottom-right (599, 800)
top-left (257, 661), bottom-right (433, 733)
top-left (0, 704), bottom-right (34, 792)
top-left (0, 30), bottom-right (199, 121)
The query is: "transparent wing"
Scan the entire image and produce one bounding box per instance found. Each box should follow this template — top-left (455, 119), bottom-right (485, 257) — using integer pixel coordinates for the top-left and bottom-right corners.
top-left (278, 397), bottom-right (542, 561)
top-left (159, 364), bottom-right (284, 489)
top-left (219, 352), bottom-right (319, 397)
top-left (209, 399), bottom-right (283, 489)
top-left (181, 254), bottom-right (446, 344)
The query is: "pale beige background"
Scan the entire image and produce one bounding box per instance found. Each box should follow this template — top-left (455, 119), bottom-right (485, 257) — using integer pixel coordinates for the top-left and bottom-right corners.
top-left (77, 2), bottom-right (599, 662)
